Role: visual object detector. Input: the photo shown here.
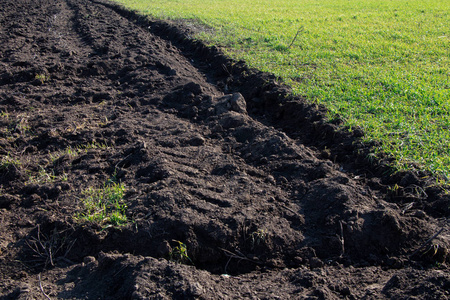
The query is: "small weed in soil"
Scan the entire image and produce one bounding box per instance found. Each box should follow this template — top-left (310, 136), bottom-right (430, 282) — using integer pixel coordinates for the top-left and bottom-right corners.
top-left (250, 228), bottom-right (267, 250)
top-left (27, 167), bottom-right (68, 184)
top-left (34, 73), bottom-right (49, 84)
top-left (0, 110), bottom-right (9, 119)
top-left (169, 240), bottom-right (193, 265)
top-left (0, 154), bottom-right (21, 170)
top-left (50, 142), bottom-right (108, 162)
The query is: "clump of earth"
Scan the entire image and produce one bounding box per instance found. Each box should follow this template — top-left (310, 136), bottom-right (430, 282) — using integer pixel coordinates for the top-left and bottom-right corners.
top-left (0, 0), bottom-right (449, 298)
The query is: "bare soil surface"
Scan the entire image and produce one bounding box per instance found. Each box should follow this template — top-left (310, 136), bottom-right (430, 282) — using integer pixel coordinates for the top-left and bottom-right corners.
top-left (1, 0), bottom-right (449, 298)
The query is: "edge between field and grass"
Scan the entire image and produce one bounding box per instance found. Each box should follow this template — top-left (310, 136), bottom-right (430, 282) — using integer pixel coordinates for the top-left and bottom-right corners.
top-left (111, 0), bottom-right (450, 182)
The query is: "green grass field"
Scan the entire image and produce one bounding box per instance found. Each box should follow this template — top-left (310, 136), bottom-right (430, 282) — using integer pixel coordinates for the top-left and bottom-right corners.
top-left (115, 0), bottom-right (450, 180)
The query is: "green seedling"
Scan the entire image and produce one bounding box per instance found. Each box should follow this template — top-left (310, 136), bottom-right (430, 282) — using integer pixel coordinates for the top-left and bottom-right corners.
top-left (50, 142), bottom-right (109, 162)
top-left (421, 243), bottom-right (448, 265)
top-left (387, 183), bottom-right (401, 197)
top-left (27, 167), bottom-right (67, 184)
top-left (169, 240), bottom-right (193, 264)
top-left (250, 229), bottom-right (267, 250)
top-left (65, 146), bottom-right (81, 157)
top-left (0, 155), bottom-right (21, 170)
top-left (82, 141), bottom-right (109, 150)
top-left (4, 115), bottom-right (32, 137)
top-left (0, 110), bottom-right (9, 119)
top-left (106, 169), bottom-right (119, 185)
top-left (49, 146), bottom-right (81, 163)
top-left (34, 73), bottom-right (49, 84)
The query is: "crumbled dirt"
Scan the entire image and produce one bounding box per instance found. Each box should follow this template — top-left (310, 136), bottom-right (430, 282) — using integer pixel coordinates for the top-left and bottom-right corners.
top-left (0, 0), bottom-right (449, 299)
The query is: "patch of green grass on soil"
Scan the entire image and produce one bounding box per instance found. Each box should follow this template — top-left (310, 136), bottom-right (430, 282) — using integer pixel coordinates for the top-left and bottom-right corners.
top-left (76, 182), bottom-right (128, 227)
top-left (115, 0), bottom-right (450, 180)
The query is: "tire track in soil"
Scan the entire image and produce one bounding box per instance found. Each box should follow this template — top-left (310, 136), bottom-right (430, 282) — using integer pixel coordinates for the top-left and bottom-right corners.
top-left (0, 0), bottom-right (449, 299)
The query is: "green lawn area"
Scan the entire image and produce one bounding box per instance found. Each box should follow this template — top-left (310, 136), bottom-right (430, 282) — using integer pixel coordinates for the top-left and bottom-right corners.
top-left (114, 0), bottom-right (450, 180)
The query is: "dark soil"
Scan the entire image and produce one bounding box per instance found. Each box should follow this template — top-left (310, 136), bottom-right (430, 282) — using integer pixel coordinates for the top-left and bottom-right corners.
top-left (1, 0), bottom-right (449, 298)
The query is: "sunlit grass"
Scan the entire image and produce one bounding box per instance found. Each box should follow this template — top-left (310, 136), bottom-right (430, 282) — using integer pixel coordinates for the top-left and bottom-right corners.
top-left (0, 154), bottom-right (21, 170)
top-left (76, 182), bottom-right (128, 227)
top-left (115, 0), bottom-right (450, 179)
top-left (49, 141), bottom-right (109, 162)
top-left (27, 167), bottom-right (68, 184)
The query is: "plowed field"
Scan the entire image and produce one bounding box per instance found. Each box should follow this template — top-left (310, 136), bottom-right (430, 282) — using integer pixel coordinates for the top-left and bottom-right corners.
top-left (0, 0), bottom-right (449, 298)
